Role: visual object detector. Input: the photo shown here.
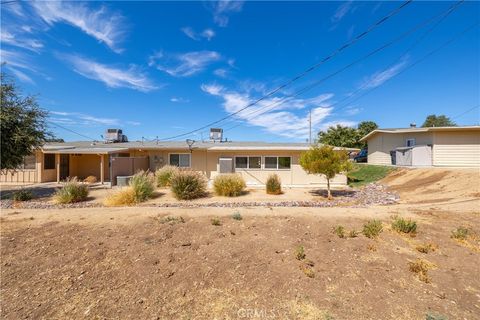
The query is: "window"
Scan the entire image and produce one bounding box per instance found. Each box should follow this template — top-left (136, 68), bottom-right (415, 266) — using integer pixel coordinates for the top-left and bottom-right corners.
top-left (264, 156), bottom-right (292, 170)
top-left (406, 138), bottom-right (416, 147)
top-left (169, 153), bottom-right (190, 167)
top-left (235, 156), bottom-right (261, 169)
top-left (44, 154), bottom-right (55, 170)
top-left (18, 155), bottom-right (36, 169)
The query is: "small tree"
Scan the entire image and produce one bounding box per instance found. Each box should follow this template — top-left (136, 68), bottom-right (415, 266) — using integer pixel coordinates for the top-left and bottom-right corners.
top-left (318, 125), bottom-right (358, 148)
top-left (357, 121), bottom-right (378, 147)
top-left (299, 145), bottom-right (352, 199)
top-left (1, 71), bottom-right (50, 170)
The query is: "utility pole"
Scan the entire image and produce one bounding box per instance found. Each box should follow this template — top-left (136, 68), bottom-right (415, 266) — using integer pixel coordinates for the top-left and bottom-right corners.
top-left (309, 108), bottom-right (312, 145)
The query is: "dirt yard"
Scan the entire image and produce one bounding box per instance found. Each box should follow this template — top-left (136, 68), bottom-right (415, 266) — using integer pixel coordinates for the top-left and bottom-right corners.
top-left (1, 168), bottom-right (479, 319)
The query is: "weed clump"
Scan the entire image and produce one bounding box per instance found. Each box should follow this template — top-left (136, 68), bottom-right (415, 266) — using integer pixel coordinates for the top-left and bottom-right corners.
top-left (333, 225), bottom-right (345, 238)
top-left (155, 165), bottom-right (179, 187)
top-left (408, 258), bottom-right (435, 283)
top-left (211, 217), bottom-right (221, 226)
top-left (392, 216), bottom-right (417, 234)
top-left (213, 174), bottom-right (246, 197)
top-left (54, 177), bottom-right (89, 204)
top-left (451, 226), bottom-right (469, 240)
top-left (362, 220), bottom-right (383, 238)
top-left (12, 189), bottom-right (33, 201)
top-left (129, 171), bottom-right (155, 202)
top-left (266, 174), bottom-right (282, 195)
top-left (159, 216), bottom-right (185, 224)
top-left (83, 175), bottom-right (97, 184)
top-left (300, 265), bottom-right (315, 278)
top-left (104, 188), bottom-right (137, 206)
top-left (416, 243), bottom-right (437, 254)
top-left (232, 211), bottom-right (243, 220)
top-left (295, 245), bottom-right (306, 260)
top-left (170, 170), bottom-right (207, 200)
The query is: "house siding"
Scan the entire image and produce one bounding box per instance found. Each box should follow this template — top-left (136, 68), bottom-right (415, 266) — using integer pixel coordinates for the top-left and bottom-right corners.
top-left (433, 131), bottom-right (480, 167)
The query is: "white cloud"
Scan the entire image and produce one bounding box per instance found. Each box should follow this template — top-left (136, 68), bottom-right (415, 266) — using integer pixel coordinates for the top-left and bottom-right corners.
top-left (331, 1), bottom-right (353, 23)
top-left (31, 1), bottom-right (126, 53)
top-left (207, 0), bottom-right (244, 27)
top-left (50, 111), bottom-right (120, 126)
top-left (170, 97), bottom-right (190, 103)
top-left (3, 1), bottom-right (24, 17)
top-left (1, 28), bottom-right (44, 53)
top-left (0, 48), bottom-right (38, 84)
top-left (181, 27), bottom-right (215, 41)
top-left (62, 54), bottom-right (157, 92)
top-left (359, 57), bottom-right (408, 90)
top-left (149, 50), bottom-right (221, 77)
top-left (214, 68), bottom-right (228, 78)
top-left (201, 83), bottom-right (348, 139)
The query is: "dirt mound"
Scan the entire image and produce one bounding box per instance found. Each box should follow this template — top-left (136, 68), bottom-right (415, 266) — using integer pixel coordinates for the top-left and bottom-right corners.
top-left (381, 168), bottom-right (480, 204)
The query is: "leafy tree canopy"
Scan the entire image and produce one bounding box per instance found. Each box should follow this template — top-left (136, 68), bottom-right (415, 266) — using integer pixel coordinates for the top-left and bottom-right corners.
top-left (299, 145), bottom-right (352, 199)
top-left (1, 71), bottom-right (50, 170)
top-left (421, 114), bottom-right (456, 127)
top-left (318, 121), bottom-right (378, 149)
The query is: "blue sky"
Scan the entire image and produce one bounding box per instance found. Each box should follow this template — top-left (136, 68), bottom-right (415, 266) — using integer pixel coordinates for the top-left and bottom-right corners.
top-left (1, 1), bottom-right (479, 142)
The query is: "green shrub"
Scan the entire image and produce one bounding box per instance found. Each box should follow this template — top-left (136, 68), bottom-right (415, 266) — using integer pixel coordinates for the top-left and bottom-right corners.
top-left (12, 189), bottom-right (33, 201)
top-left (333, 225), bottom-right (345, 238)
top-left (266, 174), bottom-right (282, 195)
top-left (392, 217), bottom-right (417, 234)
top-left (170, 170), bottom-right (207, 200)
top-left (232, 211), bottom-right (243, 220)
top-left (155, 165), bottom-right (178, 187)
top-left (54, 177), bottom-right (89, 204)
top-left (129, 170), bottom-right (155, 202)
top-left (362, 220), bottom-right (383, 239)
top-left (451, 226), bottom-right (469, 240)
top-left (295, 245), bottom-right (306, 260)
top-left (213, 174), bottom-right (246, 197)
top-left (211, 217), bottom-right (221, 226)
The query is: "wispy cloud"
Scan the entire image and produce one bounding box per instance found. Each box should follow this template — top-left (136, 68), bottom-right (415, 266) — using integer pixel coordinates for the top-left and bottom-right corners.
top-left (170, 97), bottom-right (190, 103)
top-left (50, 111), bottom-right (120, 126)
top-left (213, 68), bottom-right (228, 78)
top-left (0, 48), bottom-right (39, 84)
top-left (181, 27), bottom-right (215, 41)
top-left (30, 1), bottom-right (126, 53)
top-left (331, 1), bottom-right (353, 23)
top-left (201, 83), bottom-right (351, 139)
top-left (149, 50), bottom-right (221, 77)
top-left (206, 0), bottom-right (244, 27)
top-left (1, 29), bottom-right (44, 53)
top-left (3, 1), bottom-right (24, 17)
top-left (359, 57), bottom-right (408, 90)
top-left (62, 54), bottom-right (157, 92)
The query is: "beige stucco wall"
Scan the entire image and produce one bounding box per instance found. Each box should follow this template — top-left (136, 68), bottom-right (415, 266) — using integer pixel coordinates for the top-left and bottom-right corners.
top-left (433, 131), bottom-right (480, 167)
top-left (148, 149), bottom-right (347, 187)
top-left (69, 154), bottom-right (110, 180)
top-left (367, 132), bottom-right (433, 165)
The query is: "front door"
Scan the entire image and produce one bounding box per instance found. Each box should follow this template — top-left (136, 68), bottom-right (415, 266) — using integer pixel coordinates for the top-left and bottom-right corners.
top-left (60, 154), bottom-right (69, 180)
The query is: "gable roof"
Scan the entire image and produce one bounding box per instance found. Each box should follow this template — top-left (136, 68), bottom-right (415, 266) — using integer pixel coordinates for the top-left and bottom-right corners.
top-left (359, 126), bottom-right (480, 142)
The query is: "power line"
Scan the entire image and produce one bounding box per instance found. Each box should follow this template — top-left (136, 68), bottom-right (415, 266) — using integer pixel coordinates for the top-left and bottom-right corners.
top-left (205, 1), bottom-right (465, 136)
top-left (451, 105), bottom-right (480, 120)
top-left (159, 0), bottom-right (413, 140)
top-left (47, 121), bottom-right (98, 141)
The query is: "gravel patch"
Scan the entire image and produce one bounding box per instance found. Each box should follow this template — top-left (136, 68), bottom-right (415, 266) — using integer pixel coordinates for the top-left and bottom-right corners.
top-left (0, 183), bottom-right (399, 210)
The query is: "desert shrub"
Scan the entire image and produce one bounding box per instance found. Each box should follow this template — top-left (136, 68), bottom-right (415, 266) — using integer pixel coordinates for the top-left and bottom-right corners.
top-left (54, 177), bottom-right (88, 204)
top-left (170, 170), bottom-right (207, 200)
top-left (300, 265), bottom-right (315, 278)
top-left (211, 217), bottom-right (221, 226)
top-left (232, 211), bottom-right (243, 220)
top-left (129, 171), bottom-right (155, 202)
top-left (349, 230), bottom-right (359, 238)
top-left (425, 312), bottom-right (448, 320)
top-left (159, 215), bottom-right (185, 224)
top-left (12, 189), bottom-right (33, 201)
top-left (333, 225), bottom-right (345, 238)
top-left (104, 187), bottom-right (137, 206)
top-left (213, 174), bottom-right (246, 197)
top-left (392, 217), bottom-right (417, 234)
top-left (416, 243), bottom-right (437, 254)
top-left (83, 175), bottom-right (97, 184)
top-left (155, 165), bottom-right (178, 187)
top-left (408, 258), bottom-right (435, 283)
top-left (295, 245), bottom-right (306, 260)
top-left (362, 220), bottom-right (383, 238)
top-left (266, 174), bottom-right (282, 195)
top-left (451, 226), bottom-right (469, 240)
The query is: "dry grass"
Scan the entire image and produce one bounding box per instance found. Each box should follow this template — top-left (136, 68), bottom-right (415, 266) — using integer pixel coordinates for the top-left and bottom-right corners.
top-left (103, 187), bottom-right (137, 206)
top-left (416, 243), bottom-right (437, 254)
top-left (295, 245), bottom-right (306, 260)
top-left (408, 258), bottom-right (436, 283)
top-left (391, 216), bottom-right (417, 235)
top-left (83, 175), bottom-right (98, 184)
top-left (53, 177), bottom-right (89, 204)
top-left (170, 170), bottom-right (207, 200)
top-left (213, 174), bottom-right (246, 197)
top-left (155, 165), bottom-right (179, 187)
top-left (266, 174), bottom-right (282, 195)
top-left (362, 220), bottom-right (383, 238)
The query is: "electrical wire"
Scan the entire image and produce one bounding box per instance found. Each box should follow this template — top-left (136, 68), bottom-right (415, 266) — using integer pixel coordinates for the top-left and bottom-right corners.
top-left (47, 121), bottom-right (98, 141)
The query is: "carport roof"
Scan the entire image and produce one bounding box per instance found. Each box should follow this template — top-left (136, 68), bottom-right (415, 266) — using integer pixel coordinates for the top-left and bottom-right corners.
top-left (359, 125), bottom-right (480, 142)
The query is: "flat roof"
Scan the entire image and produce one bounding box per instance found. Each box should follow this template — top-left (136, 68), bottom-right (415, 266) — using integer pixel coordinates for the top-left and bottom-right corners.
top-left (359, 126), bottom-right (480, 142)
top-left (41, 140), bottom-right (359, 153)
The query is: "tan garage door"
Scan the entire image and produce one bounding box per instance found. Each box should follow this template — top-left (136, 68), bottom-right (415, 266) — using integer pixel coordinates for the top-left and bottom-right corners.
top-left (433, 132), bottom-right (480, 167)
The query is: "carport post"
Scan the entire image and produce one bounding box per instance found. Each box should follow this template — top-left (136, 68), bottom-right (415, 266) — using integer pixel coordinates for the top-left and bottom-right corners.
top-left (100, 154), bottom-right (105, 184)
top-left (56, 153), bottom-right (60, 183)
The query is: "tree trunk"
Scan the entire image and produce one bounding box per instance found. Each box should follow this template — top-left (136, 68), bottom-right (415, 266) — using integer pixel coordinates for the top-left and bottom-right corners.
top-left (327, 178), bottom-right (332, 200)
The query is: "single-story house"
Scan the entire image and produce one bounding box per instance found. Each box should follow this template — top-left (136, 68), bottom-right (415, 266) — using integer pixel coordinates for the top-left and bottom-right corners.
top-left (1, 139), bottom-right (357, 187)
top-left (360, 125), bottom-right (480, 167)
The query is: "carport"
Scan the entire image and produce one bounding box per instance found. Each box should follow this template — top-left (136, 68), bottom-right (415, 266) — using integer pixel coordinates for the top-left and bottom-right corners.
top-left (42, 146), bottom-right (129, 184)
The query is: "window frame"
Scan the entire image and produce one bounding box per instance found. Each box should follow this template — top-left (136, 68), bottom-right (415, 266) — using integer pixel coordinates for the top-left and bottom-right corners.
top-left (406, 138), bottom-right (416, 147)
top-left (19, 154), bottom-right (36, 170)
top-left (263, 156), bottom-right (292, 170)
top-left (44, 154), bottom-right (56, 170)
top-left (168, 153), bottom-right (191, 168)
top-left (234, 156), bottom-right (262, 170)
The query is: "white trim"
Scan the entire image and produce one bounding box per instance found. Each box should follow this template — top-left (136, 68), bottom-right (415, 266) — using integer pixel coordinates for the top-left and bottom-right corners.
top-left (168, 153), bottom-right (191, 168)
top-left (406, 138), bottom-right (416, 147)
